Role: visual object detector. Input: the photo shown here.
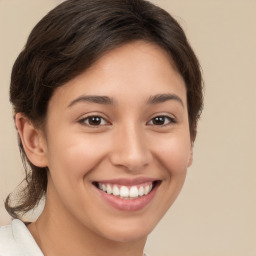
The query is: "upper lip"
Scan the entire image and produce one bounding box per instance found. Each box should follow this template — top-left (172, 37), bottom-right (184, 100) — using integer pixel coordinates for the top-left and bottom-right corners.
top-left (93, 177), bottom-right (160, 186)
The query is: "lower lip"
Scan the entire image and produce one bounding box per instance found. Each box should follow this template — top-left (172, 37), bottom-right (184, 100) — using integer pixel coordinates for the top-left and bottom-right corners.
top-left (95, 183), bottom-right (159, 212)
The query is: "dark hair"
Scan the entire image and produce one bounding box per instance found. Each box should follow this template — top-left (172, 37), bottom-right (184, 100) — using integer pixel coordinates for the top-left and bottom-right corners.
top-left (6, 0), bottom-right (203, 219)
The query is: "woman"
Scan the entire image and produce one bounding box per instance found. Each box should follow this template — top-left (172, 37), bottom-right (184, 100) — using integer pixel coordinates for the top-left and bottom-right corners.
top-left (0, 0), bottom-right (203, 255)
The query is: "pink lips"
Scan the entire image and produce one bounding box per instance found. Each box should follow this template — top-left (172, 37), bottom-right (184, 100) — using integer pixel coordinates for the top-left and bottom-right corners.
top-left (96, 177), bottom-right (157, 186)
top-left (93, 178), bottom-right (160, 211)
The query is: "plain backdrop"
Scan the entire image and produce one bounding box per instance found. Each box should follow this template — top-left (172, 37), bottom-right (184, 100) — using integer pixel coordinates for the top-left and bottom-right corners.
top-left (0, 0), bottom-right (255, 255)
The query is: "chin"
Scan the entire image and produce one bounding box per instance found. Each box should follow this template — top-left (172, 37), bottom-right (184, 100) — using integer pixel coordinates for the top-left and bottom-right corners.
top-left (106, 229), bottom-right (149, 243)
top-left (95, 217), bottom-right (157, 243)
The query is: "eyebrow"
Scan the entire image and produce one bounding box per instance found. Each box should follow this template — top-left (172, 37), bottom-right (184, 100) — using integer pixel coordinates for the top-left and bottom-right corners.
top-left (147, 93), bottom-right (184, 107)
top-left (67, 93), bottom-right (184, 108)
top-left (67, 95), bottom-right (113, 108)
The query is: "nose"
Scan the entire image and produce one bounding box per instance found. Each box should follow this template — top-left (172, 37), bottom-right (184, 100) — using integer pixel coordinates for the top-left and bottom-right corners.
top-left (109, 124), bottom-right (152, 172)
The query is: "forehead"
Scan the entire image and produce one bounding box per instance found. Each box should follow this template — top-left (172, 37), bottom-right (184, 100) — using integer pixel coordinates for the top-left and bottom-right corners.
top-left (49, 41), bottom-right (187, 108)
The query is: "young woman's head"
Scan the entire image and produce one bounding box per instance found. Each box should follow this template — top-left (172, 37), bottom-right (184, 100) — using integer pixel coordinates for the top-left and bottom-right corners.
top-left (6, 0), bottom-right (203, 243)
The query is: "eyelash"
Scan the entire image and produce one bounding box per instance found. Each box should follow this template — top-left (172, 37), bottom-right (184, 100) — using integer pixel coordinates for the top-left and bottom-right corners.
top-left (78, 114), bottom-right (176, 127)
top-left (79, 115), bottom-right (109, 127)
top-left (147, 115), bottom-right (176, 126)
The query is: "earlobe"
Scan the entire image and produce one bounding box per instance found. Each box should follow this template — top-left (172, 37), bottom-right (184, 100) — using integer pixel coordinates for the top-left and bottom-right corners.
top-left (15, 113), bottom-right (48, 167)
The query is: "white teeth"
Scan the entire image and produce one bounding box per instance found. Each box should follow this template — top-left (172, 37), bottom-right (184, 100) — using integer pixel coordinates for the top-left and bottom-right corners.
top-left (106, 184), bottom-right (112, 194)
top-left (129, 186), bottom-right (139, 198)
top-left (102, 184), bottom-right (107, 192)
top-left (97, 182), bottom-right (154, 199)
top-left (113, 185), bottom-right (120, 196)
top-left (120, 186), bottom-right (129, 197)
top-left (145, 185), bottom-right (150, 195)
top-left (138, 186), bottom-right (144, 196)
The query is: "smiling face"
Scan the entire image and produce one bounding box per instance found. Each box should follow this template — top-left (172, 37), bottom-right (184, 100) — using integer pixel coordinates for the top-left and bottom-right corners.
top-left (38, 41), bottom-right (192, 243)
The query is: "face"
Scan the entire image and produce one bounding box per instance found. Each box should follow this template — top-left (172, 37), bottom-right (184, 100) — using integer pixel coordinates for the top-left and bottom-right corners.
top-left (41, 41), bottom-right (192, 243)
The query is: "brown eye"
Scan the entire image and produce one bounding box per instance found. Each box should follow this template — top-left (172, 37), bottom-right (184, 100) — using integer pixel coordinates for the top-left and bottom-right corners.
top-left (80, 116), bottom-right (108, 126)
top-left (148, 116), bottom-right (175, 126)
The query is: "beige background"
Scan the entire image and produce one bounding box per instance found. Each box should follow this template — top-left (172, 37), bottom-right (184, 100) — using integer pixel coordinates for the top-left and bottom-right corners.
top-left (0, 0), bottom-right (255, 255)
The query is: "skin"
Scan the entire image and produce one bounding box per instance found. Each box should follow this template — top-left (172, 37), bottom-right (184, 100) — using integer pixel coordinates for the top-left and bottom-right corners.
top-left (16, 41), bottom-right (193, 256)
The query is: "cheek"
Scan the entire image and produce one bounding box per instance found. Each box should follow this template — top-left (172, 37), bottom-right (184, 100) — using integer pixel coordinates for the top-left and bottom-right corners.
top-left (46, 132), bottom-right (107, 182)
top-left (152, 132), bottom-right (191, 175)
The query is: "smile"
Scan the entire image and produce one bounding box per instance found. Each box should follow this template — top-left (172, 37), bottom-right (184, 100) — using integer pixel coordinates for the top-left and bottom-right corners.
top-left (93, 179), bottom-right (160, 211)
top-left (95, 182), bottom-right (154, 199)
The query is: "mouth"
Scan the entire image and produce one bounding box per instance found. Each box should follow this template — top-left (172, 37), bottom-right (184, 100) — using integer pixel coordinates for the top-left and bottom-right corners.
top-left (92, 180), bottom-right (160, 200)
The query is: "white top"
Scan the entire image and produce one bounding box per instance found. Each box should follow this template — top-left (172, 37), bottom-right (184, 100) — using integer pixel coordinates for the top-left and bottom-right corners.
top-left (0, 219), bottom-right (149, 256)
top-left (0, 219), bottom-right (43, 256)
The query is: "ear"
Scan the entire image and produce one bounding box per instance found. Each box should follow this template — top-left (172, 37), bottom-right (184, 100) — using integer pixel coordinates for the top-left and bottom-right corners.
top-left (15, 113), bottom-right (48, 167)
top-left (187, 144), bottom-right (193, 167)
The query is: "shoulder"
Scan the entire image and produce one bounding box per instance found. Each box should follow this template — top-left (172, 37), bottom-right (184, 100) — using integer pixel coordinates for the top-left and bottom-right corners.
top-left (0, 219), bottom-right (43, 256)
top-left (0, 220), bottom-right (17, 255)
